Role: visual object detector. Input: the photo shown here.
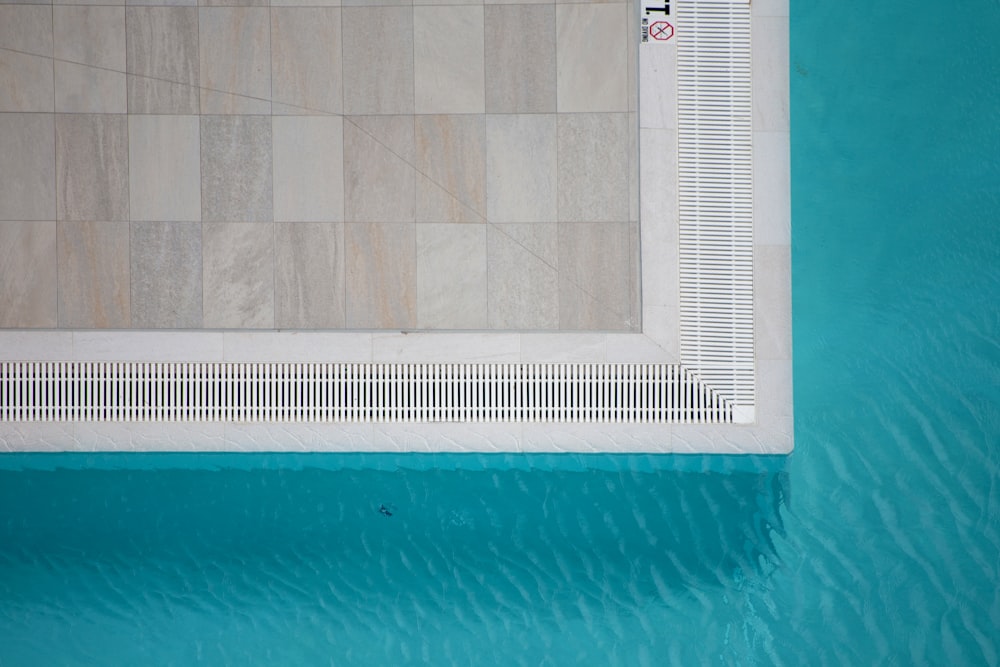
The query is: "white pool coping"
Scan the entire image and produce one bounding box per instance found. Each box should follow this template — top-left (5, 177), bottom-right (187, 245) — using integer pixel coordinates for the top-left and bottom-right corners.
top-left (0, 0), bottom-right (791, 455)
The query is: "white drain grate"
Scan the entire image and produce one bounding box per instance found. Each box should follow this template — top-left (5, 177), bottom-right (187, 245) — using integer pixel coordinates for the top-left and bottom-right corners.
top-left (676, 0), bottom-right (756, 417)
top-left (0, 362), bottom-right (733, 424)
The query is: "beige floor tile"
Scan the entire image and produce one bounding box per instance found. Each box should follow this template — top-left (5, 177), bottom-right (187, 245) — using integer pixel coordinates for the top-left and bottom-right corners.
top-left (557, 112), bottom-right (628, 222)
top-left (57, 221), bottom-right (131, 328)
top-left (417, 224), bottom-right (487, 328)
top-left (125, 7), bottom-right (200, 113)
top-left (345, 222), bottom-right (416, 328)
top-left (128, 114), bottom-right (201, 221)
top-left (344, 116), bottom-right (415, 223)
top-left (130, 221), bottom-right (203, 328)
top-left (55, 62), bottom-right (127, 113)
top-left (0, 6), bottom-right (53, 57)
top-left (484, 5), bottom-right (555, 113)
top-left (198, 7), bottom-right (271, 114)
top-left (342, 7), bottom-right (413, 114)
top-left (56, 114), bottom-right (129, 222)
top-left (487, 222), bottom-right (558, 329)
top-left (415, 115), bottom-right (485, 223)
top-left (54, 6), bottom-right (125, 71)
top-left (127, 76), bottom-right (199, 114)
top-left (414, 6), bottom-right (484, 114)
top-left (275, 222), bottom-right (346, 328)
top-left (557, 222), bottom-right (631, 330)
top-left (0, 114), bottom-right (55, 221)
top-left (556, 3), bottom-right (627, 112)
top-left (203, 222), bottom-right (274, 328)
top-left (485, 114), bottom-right (556, 223)
top-left (273, 116), bottom-right (344, 222)
top-left (0, 221), bottom-right (57, 328)
top-left (0, 51), bottom-right (53, 112)
top-left (271, 8), bottom-right (342, 114)
top-left (200, 115), bottom-right (272, 222)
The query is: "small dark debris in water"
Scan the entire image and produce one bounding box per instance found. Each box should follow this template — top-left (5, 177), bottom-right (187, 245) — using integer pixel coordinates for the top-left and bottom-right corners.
top-left (378, 504), bottom-right (393, 518)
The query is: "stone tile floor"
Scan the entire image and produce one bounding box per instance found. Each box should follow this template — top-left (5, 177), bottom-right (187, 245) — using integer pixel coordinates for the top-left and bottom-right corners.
top-left (0, 1), bottom-right (639, 332)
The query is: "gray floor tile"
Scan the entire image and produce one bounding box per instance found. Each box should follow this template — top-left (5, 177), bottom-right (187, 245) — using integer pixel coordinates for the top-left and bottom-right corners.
top-left (130, 221), bottom-right (203, 328)
top-left (55, 62), bottom-right (127, 113)
top-left (56, 114), bottom-right (129, 222)
top-left (273, 116), bottom-right (344, 222)
top-left (342, 7), bottom-right (413, 114)
top-left (57, 221), bottom-right (131, 328)
top-left (54, 6), bottom-right (125, 71)
top-left (485, 114), bottom-right (556, 223)
top-left (344, 116), bottom-right (415, 223)
top-left (127, 0), bottom-right (198, 6)
top-left (0, 6), bottom-right (53, 57)
top-left (487, 222), bottom-right (558, 329)
top-left (0, 114), bottom-right (55, 221)
top-left (200, 115), bottom-right (273, 222)
top-left (202, 222), bottom-right (274, 328)
top-left (414, 6), bottom-right (484, 114)
top-left (557, 222), bottom-right (631, 330)
top-left (415, 115), bottom-right (485, 223)
top-left (345, 222), bottom-right (416, 328)
top-left (485, 5), bottom-right (555, 113)
top-left (201, 0), bottom-right (268, 6)
top-left (198, 7), bottom-right (270, 114)
top-left (556, 3), bottom-right (627, 112)
top-left (342, 0), bottom-right (411, 8)
top-left (271, 0), bottom-right (339, 6)
top-left (126, 7), bottom-right (200, 113)
top-left (557, 112), bottom-right (628, 222)
top-left (0, 50), bottom-right (53, 112)
top-left (129, 114), bottom-right (201, 221)
top-left (0, 221), bottom-right (57, 328)
top-left (275, 222), bottom-right (346, 328)
top-left (271, 8), bottom-right (342, 114)
top-left (417, 224), bottom-right (487, 329)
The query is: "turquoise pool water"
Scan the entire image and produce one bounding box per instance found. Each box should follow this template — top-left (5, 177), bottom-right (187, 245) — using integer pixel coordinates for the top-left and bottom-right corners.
top-left (3, 0), bottom-right (1000, 664)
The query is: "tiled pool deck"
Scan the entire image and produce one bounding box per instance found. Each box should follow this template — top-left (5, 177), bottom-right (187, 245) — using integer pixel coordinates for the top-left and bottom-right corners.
top-left (0, 0), bottom-right (791, 454)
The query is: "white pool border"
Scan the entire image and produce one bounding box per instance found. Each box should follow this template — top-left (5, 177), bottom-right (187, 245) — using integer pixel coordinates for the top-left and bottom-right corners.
top-left (0, 0), bottom-right (791, 455)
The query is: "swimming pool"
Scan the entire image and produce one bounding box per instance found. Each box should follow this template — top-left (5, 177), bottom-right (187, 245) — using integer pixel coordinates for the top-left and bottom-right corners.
top-left (2, 0), bottom-right (999, 663)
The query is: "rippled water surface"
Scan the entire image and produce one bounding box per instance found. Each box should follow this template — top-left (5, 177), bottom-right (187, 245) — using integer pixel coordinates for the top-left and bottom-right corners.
top-left (3, 0), bottom-right (1000, 664)
top-left (0, 454), bottom-right (789, 665)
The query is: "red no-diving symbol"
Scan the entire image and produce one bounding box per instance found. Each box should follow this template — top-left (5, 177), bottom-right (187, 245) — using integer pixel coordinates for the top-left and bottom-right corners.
top-left (650, 21), bottom-right (674, 41)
